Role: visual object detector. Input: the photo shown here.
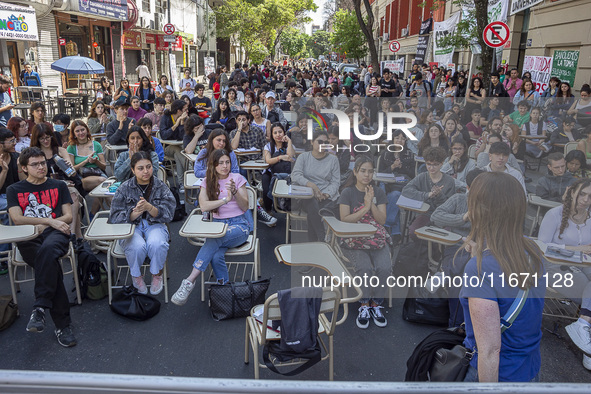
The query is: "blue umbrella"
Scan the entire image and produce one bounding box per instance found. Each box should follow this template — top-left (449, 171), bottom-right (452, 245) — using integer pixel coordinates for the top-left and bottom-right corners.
top-left (50, 55), bottom-right (105, 75)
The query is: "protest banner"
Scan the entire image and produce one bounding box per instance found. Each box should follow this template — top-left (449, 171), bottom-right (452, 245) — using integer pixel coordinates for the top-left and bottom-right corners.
top-left (522, 55), bottom-right (553, 93)
top-left (551, 50), bottom-right (579, 87)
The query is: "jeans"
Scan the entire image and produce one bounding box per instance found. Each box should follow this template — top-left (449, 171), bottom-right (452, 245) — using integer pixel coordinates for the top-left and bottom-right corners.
top-left (386, 191), bottom-right (401, 235)
top-left (300, 198), bottom-right (336, 242)
top-left (525, 143), bottom-right (543, 158)
top-left (193, 214), bottom-right (250, 283)
top-left (120, 219), bottom-right (169, 277)
top-left (342, 247), bottom-right (391, 304)
top-left (463, 364), bottom-right (540, 382)
top-left (17, 227), bottom-right (71, 329)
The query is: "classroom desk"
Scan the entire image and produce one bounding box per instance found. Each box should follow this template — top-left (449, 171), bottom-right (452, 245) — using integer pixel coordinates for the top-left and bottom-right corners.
top-left (274, 242), bottom-right (362, 325)
top-left (397, 200), bottom-right (430, 243)
top-left (414, 226), bottom-right (462, 268)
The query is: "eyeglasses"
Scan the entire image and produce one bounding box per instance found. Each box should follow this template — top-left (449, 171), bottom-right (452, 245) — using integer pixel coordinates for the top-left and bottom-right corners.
top-left (28, 160), bottom-right (47, 168)
top-left (452, 147), bottom-right (464, 151)
top-left (316, 139), bottom-right (329, 144)
top-left (39, 135), bottom-right (52, 141)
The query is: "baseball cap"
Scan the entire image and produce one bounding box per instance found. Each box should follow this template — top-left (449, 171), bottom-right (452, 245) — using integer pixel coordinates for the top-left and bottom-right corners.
top-left (265, 91), bottom-right (276, 99)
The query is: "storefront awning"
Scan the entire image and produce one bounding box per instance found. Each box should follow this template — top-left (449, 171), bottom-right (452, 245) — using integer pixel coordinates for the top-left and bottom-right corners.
top-left (0, 1), bottom-right (39, 41)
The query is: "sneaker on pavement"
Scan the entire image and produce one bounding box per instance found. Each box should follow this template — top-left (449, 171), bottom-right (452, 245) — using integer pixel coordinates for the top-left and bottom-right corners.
top-left (583, 354), bottom-right (591, 371)
top-left (26, 307), bottom-right (45, 333)
top-left (171, 279), bottom-right (195, 306)
top-left (0, 261), bottom-right (7, 275)
top-left (370, 305), bottom-right (388, 327)
top-left (257, 207), bottom-right (277, 227)
top-left (55, 326), bottom-right (77, 347)
top-left (150, 274), bottom-right (163, 295)
top-left (132, 276), bottom-right (148, 294)
top-left (566, 320), bottom-right (591, 354)
top-left (356, 305), bottom-right (370, 329)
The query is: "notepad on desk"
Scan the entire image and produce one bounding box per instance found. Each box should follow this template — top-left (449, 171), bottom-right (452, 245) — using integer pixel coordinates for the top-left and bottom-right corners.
top-left (397, 195), bottom-right (423, 209)
top-left (235, 147), bottom-right (259, 152)
top-left (192, 178), bottom-right (204, 187)
top-left (375, 172), bottom-right (395, 179)
top-left (289, 185), bottom-right (314, 196)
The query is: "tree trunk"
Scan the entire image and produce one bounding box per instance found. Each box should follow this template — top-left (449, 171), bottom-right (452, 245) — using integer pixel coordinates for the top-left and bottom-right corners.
top-left (474, 0), bottom-right (492, 88)
top-left (353, 0), bottom-right (379, 68)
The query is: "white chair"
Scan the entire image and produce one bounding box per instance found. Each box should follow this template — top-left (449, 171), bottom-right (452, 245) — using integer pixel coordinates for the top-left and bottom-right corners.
top-left (564, 141), bottom-right (579, 156)
top-left (244, 287), bottom-right (341, 380)
top-left (180, 186), bottom-right (260, 301)
top-left (284, 111), bottom-right (297, 125)
top-left (467, 144), bottom-right (477, 160)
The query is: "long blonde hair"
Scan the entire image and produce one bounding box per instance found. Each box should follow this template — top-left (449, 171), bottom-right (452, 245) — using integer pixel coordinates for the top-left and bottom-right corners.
top-left (464, 172), bottom-right (542, 289)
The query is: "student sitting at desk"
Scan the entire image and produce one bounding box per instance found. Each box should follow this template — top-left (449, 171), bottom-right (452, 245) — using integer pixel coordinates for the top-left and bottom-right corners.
top-left (109, 151), bottom-right (176, 295)
top-left (400, 146), bottom-right (455, 239)
top-left (113, 126), bottom-right (160, 182)
top-left (160, 99), bottom-right (190, 190)
top-left (536, 152), bottom-right (575, 202)
top-left (291, 130), bottom-right (340, 242)
top-left (538, 178), bottom-right (591, 370)
top-left (377, 129), bottom-right (415, 187)
top-left (339, 156), bottom-right (391, 329)
top-left (441, 137), bottom-right (476, 192)
top-left (262, 122), bottom-right (295, 212)
top-left (171, 149), bottom-right (253, 306)
top-left (136, 118), bottom-right (164, 162)
top-left (182, 115), bottom-right (207, 155)
top-left (106, 101), bottom-right (134, 146)
top-left (194, 129), bottom-right (239, 178)
top-left (229, 111), bottom-right (266, 162)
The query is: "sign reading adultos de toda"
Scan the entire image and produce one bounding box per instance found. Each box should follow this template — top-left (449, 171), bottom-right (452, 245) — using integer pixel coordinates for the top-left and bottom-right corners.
top-left (0, 1), bottom-right (38, 41)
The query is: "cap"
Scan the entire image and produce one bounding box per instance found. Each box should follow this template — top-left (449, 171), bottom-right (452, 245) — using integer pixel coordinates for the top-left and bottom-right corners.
top-left (265, 91), bottom-right (276, 99)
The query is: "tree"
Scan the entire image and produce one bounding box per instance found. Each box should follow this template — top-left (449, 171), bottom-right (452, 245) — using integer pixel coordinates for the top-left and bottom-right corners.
top-left (331, 9), bottom-right (368, 63)
top-left (280, 28), bottom-right (308, 58)
top-left (352, 0), bottom-right (378, 68)
top-left (425, 0), bottom-right (494, 87)
top-left (308, 31), bottom-right (333, 59)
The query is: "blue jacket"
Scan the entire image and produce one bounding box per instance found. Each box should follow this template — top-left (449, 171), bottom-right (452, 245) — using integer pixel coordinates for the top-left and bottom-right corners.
top-left (23, 71), bottom-right (41, 86)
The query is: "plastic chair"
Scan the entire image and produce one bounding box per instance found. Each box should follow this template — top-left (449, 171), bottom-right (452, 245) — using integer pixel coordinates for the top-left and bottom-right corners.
top-left (244, 287), bottom-right (341, 380)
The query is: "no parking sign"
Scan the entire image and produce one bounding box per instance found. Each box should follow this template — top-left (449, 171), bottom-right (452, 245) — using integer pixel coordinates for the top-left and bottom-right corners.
top-left (483, 21), bottom-right (510, 48)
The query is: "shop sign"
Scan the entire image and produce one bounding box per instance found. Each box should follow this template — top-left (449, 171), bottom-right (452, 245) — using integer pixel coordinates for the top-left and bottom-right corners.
top-left (0, 1), bottom-right (38, 41)
top-left (510, 0), bottom-right (544, 16)
top-left (77, 0), bottom-right (128, 22)
top-left (156, 35), bottom-right (183, 51)
top-left (145, 33), bottom-right (156, 44)
top-left (123, 31), bottom-right (141, 50)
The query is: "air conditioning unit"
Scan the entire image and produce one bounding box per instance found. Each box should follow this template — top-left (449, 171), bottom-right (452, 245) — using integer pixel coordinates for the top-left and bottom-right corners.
top-left (138, 17), bottom-right (150, 29)
top-left (155, 13), bottom-right (165, 31)
top-left (383, 33), bottom-right (389, 41)
top-left (401, 27), bottom-right (408, 37)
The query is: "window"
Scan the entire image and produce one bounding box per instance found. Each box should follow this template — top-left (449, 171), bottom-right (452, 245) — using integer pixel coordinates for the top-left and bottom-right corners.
top-left (142, 0), bottom-right (150, 13)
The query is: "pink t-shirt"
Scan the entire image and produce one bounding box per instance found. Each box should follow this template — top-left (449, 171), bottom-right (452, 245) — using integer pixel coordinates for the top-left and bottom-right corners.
top-left (202, 173), bottom-right (247, 219)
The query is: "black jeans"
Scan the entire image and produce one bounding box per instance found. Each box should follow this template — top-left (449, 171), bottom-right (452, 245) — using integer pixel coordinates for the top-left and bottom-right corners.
top-left (301, 198), bottom-right (336, 242)
top-left (262, 172), bottom-right (273, 211)
top-left (17, 227), bottom-right (71, 329)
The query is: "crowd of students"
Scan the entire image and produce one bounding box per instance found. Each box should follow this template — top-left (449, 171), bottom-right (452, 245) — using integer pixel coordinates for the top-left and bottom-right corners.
top-left (1, 60), bottom-right (591, 381)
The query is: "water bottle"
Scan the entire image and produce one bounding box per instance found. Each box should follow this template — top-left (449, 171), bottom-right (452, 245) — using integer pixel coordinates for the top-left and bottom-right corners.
top-left (53, 154), bottom-right (76, 177)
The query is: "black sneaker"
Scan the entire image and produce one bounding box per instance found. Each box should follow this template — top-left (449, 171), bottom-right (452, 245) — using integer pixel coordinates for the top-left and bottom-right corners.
top-left (356, 305), bottom-right (370, 329)
top-left (26, 307), bottom-right (45, 333)
top-left (0, 261), bottom-right (8, 275)
top-left (55, 326), bottom-right (77, 347)
top-left (370, 305), bottom-right (388, 327)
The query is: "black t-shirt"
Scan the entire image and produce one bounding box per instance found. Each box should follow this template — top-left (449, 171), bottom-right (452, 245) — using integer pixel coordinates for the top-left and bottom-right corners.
top-left (7, 178), bottom-right (73, 219)
top-left (380, 78), bottom-right (398, 97)
top-left (338, 185), bottom-right (387, 215)
top-left (0, 152), bottom-right (20, 195)
top-left (182, 129), bottom-right (210, 154)
top-left (191, 96), bottom-right (212, 113)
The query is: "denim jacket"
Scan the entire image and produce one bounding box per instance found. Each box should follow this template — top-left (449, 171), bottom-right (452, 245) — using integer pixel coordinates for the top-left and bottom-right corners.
top-left (109, 176), bottom-right (176, 225)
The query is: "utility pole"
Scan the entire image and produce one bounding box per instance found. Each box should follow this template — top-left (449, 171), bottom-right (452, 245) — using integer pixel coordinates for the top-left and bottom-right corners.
top-left (168, 0), bottom-right (173, 82)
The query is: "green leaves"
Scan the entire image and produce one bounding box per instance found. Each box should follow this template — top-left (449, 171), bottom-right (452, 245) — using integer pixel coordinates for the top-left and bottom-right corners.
top-left (331, 9), bottom-right (368, 61)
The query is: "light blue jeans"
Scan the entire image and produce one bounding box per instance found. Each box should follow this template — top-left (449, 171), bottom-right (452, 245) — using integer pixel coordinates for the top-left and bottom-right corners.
top-left (193, 214), bottom-right (251, 283)
top-left (120, 219), bottom-right (169, 277)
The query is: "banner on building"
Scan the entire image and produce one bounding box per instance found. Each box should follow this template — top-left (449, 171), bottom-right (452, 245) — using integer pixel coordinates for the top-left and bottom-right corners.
top-left (204, 57), bottom-right (215, 76)
top-left (169, 53), bottom-right (178, 94)
top-left (551, 50), bottom-right (579, 87)
top-left (380, 58), bottom-right (405, 76)
top-left (415, 36), bottom-right (429, 65)
top-left (420, 18), bottom-right (432, 35)
top-left (522, 55), bottom-right (553, 93)
top-left (76, 0), bottom-right (128, 22)
top-left (510, 0), bottom-right (544, 16)
top-left (0, 2), bottom-right (38, 41)
top-left (123, 31), bottom-right (141, 50)
top-left (433, 13), bottom-right (460, 66)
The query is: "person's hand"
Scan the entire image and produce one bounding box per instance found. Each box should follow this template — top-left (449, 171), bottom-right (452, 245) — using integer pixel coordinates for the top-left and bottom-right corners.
top-left (391, 158), bottom-right (402, 170)
top-left (129, 141), bottom-right (140, 157)
top-left (100, 113), bottom-right (109, 123)
top-left (48, 218), bottom-right (70, 234)
top-left (462, 212), bottom-right (470, 222)
top-left (88, 155), bottom-right (97, 164)
top-left (143, 99), bottom-right (149, 103)
top-left (178, 111), bottom-right (188, 123)
top-left (225, 178), bottom-right (237, 197)
top-left (122, 91), bottom-right (128, 97)
top-left (449, 154), bottom-right (459, 164)
top-left (281, 135), bottom-right (291, 144)
top-left (363, 185), bottom-right (374, 207)
top-left (5, 103), bottom-right (14, 110)
top-left (34, 224), bottom-right (48, 233)
top-left (428, 185), bottom-right (444, 198)
top-left (310, 183), bottom-right (322, 200)
top-left (117, 112), bottom-right (126, 122)
top-left (0, 156), bottom-right (9, 172)
top-left (195, 125), bottom-right (205, 139)
top-left (134, 197), bottom-right (152, 214)
top-left (463, 237), bottom-right (478, 258)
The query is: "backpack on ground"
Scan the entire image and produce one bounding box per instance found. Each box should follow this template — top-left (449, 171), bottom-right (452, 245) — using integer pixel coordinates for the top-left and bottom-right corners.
top-left (0, 295), bottom-right (18, 331)
top-left (76, 243), bottom-right (109, 300)
top-left (170, 186), bottom-right (187, 222)
top-left (402, 284), bottom-right (450, 326)
top-left (262, 287), bottom-right (323, 376)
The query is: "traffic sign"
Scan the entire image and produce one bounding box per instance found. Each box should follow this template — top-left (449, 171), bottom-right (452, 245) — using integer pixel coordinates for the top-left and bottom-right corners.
top-left (483, 21), bottom-right (510, 48)
top-left (163, 35), bottom-right (177, 43)
top-left (389, 40), bottom-right (401, 53)
top-left (163, 23), bottom-right (175, 35)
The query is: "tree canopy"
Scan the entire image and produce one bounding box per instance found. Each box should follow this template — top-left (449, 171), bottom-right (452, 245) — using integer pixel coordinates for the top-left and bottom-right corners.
top-left (331, 9), bottom-right (368, 62)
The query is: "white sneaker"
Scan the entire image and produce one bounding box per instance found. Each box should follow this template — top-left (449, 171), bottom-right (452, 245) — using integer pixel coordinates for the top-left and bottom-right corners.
top-left (565, 320), bottom-right (591, 354)
top-left (132, 276), bottom-right (148, 295)
top-left (583, 354), bottom-right (591, 371)
top-left (171, 279), bottom-right (195, 306)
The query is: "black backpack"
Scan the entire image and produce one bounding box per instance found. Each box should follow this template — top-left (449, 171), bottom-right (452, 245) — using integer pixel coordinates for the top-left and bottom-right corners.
top-left (262, 287), bottom-right (322, 376)
top-left (170, 186), bottom-right (187, 222)
top-left (76, 243), bottom-right (108, 300)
